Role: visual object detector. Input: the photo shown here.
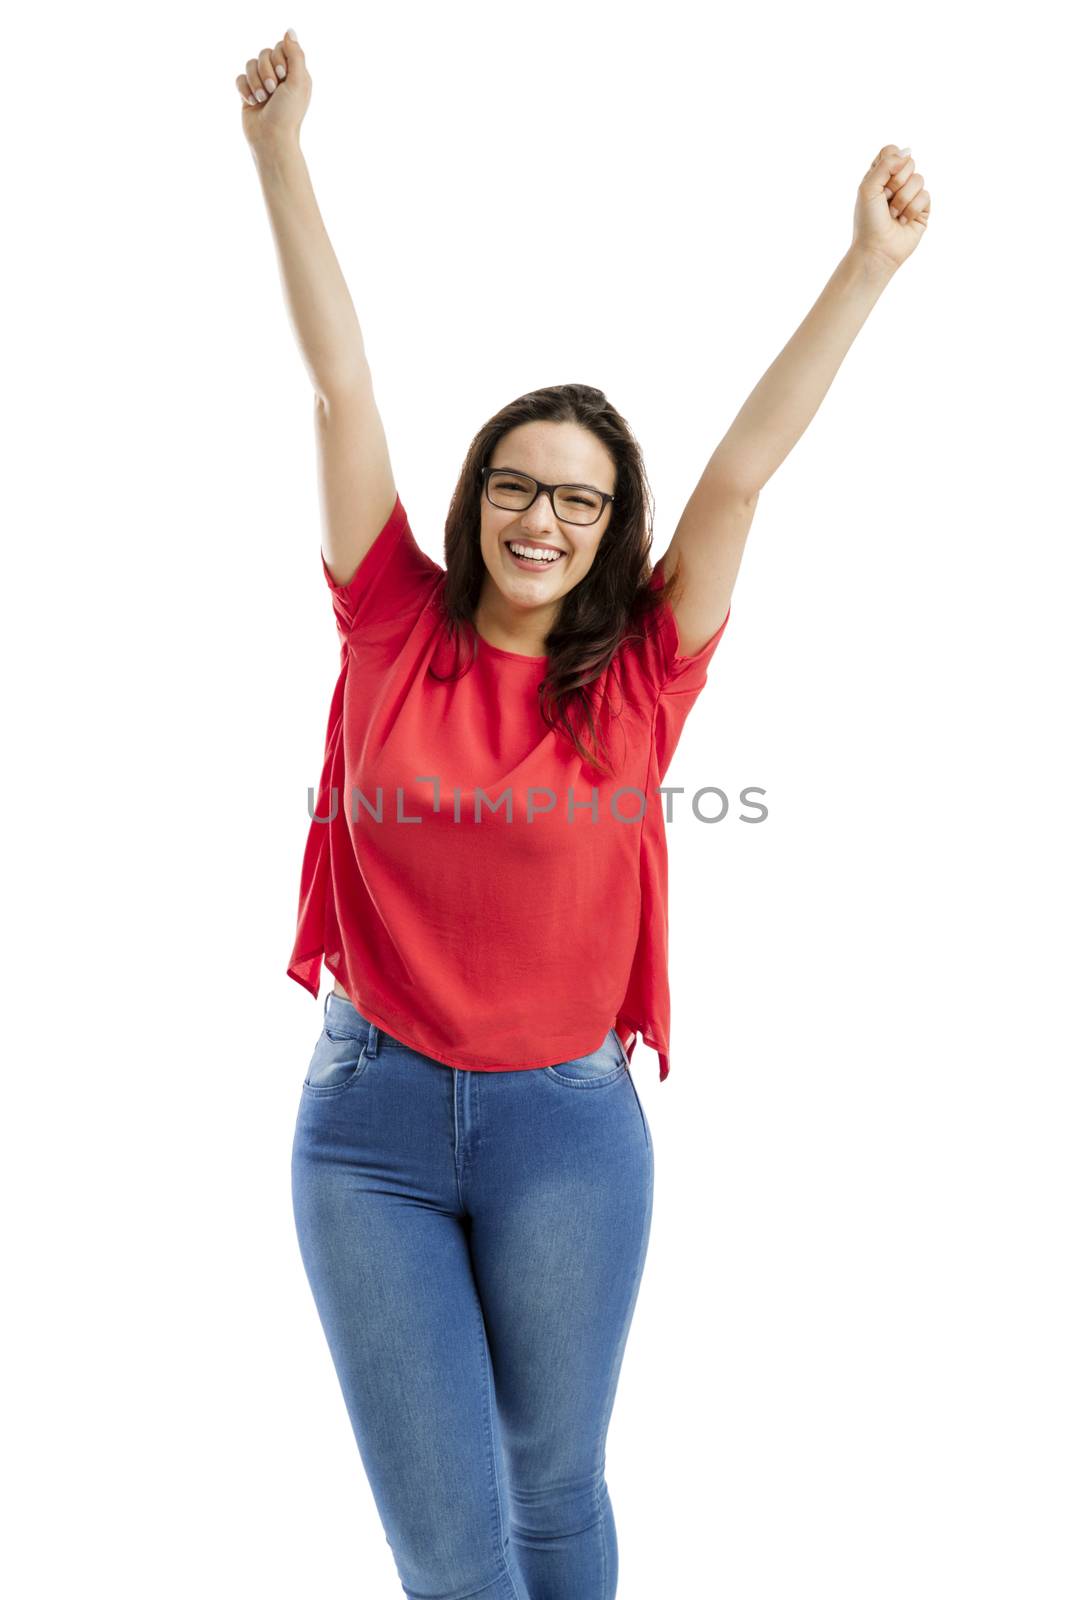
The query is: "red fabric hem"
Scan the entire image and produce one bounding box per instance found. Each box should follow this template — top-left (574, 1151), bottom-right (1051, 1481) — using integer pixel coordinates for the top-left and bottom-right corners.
top-left (287, 957), bottom-right (641, 1075)
top-left (607, 1018), bottom-right (671, 1082)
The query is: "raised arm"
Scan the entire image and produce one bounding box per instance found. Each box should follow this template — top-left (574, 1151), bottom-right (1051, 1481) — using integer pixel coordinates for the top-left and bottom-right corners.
top-left (239, 31), bottom-right (397, 587)
top-left (662, 143), bottom-right (932, 656)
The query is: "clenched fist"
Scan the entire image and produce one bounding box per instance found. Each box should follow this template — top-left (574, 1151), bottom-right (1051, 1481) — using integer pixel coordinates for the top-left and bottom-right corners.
top-left (852, 145), bottom-right (932, 273)
top-left (236, 29), bottom-right (311, 152)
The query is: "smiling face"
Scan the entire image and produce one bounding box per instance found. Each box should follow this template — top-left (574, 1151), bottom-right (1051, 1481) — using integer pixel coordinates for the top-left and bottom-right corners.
top-left (475, 421), bottom-right (617, 655)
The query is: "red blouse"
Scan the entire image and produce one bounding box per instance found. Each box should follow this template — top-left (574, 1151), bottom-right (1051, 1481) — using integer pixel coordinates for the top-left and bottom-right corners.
top-left (287, 494), bottom-right (729, 1081)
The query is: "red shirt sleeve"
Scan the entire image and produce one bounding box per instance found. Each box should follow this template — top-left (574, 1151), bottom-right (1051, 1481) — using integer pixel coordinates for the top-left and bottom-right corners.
top-left (320, 494), bottom-right (443, 639)
top-left (642, 557), bottom-right (731, 696)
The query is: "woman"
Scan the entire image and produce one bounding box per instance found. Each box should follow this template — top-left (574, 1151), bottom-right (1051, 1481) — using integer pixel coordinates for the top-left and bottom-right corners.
top-left (239, 30), bottom-right (930, 1600)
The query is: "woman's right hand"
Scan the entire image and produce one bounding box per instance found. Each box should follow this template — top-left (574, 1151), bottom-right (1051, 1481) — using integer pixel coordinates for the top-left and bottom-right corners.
top-left (237, 30), bottom-right (311, 153)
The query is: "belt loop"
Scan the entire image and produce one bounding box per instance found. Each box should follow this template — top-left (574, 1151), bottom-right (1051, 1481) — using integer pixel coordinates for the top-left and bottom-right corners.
top-left (366, 1022), bottom-right (380, 1058)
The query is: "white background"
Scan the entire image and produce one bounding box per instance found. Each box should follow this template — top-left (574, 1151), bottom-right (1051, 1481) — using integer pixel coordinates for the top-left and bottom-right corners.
top-left (5, 1), bottom-right (1064, 1595)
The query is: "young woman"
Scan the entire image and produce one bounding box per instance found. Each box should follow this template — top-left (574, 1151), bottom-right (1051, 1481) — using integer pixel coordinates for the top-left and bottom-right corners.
top-left (239, 30), bottom-right (930, 1600)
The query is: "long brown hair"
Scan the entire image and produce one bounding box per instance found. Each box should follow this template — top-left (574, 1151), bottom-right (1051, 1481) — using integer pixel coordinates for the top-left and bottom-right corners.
top-left (428, 382), bottom-right (681, 777)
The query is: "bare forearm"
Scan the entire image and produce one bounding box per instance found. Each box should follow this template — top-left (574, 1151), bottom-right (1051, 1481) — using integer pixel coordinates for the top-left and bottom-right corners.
top-left (251, 139), bottom-right (370, 399)
top-left (707, 248), bottom-right (897, 498)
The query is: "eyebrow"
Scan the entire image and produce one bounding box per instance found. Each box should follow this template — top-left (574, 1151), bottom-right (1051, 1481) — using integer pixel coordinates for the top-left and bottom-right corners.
top-left (493, 466), bottom-right (610, 495)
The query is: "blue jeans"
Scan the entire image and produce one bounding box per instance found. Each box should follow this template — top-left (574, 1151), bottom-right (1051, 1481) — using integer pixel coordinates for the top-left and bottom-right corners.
top-left (291, 991), bottom-right (655, 1600)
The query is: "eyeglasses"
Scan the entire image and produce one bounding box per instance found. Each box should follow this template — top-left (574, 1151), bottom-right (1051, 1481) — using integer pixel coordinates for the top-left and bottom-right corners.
top-left (480, 466), bottom-right (615, 527)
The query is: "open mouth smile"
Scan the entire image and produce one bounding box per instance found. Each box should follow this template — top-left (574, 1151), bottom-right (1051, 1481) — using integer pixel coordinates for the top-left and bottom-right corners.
top-left (505, 540), bottom-right (567, 570)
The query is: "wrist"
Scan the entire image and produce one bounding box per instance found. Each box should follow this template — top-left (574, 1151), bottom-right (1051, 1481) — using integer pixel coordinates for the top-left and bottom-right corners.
top-left (251, 136), bottom-right (304, 176)
top-left (842, 244), bottom-right (898, 290)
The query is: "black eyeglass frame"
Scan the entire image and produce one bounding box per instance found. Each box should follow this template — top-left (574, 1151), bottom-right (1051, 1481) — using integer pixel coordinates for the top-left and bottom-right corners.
top-left (480, 466), bottom-right (616, 526)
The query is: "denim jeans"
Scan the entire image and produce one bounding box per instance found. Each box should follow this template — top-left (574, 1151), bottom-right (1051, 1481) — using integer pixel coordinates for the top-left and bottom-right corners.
top-left (291, 991), bottom-right (655, 1600)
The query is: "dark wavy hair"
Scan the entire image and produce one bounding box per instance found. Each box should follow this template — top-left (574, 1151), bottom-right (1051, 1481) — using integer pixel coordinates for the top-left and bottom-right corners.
top-left (428, 382), bottom-right (681, 777)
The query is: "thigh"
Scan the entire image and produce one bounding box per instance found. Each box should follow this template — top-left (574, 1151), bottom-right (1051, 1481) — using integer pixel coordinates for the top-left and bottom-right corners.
top-left (467, 1041), bottom-right (655, 1487)
top-left (290, 1017), bottom-right (517, 1597)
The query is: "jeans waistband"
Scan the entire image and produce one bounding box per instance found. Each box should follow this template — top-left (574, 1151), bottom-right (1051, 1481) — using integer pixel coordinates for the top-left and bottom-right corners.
top-left (324, 991), bottom-right (381, 1057)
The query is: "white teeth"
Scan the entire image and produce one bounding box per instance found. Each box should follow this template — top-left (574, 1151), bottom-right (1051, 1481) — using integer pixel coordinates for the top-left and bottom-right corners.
top-left (507, 542), bottom-right (563, 563)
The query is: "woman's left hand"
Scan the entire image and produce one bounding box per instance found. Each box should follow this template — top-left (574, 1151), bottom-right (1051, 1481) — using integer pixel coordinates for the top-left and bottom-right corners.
top-left (852, 145), bottom-right (931, 274)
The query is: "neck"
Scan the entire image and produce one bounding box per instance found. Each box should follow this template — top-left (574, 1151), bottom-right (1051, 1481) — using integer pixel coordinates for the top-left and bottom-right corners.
top-left (473, 587), bottom-right (556, 658)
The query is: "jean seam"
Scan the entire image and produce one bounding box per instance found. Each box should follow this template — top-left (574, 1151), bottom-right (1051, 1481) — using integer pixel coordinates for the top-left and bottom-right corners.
top-left (597, 1473), bottom-right (609, 1600)
top-left (475, 1303), bottom-right (521, 1599)
top-left (629, 1071), bottom-right (652, 1154)
top-left (591, 1109), bottom-right (654, 1528)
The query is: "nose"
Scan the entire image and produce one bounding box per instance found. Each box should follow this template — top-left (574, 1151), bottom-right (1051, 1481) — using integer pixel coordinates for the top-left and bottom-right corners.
top-left (522, 488), bottom-right (557, 530)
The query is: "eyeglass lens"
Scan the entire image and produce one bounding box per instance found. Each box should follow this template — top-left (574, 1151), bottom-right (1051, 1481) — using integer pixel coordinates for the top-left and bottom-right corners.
top-left (487, 471), bottom-right (603, 525)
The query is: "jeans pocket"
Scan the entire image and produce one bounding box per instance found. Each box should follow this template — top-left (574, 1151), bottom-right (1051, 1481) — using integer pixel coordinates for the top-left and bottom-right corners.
top-left (322, 992), bottom-right (366, 1043)
top-left (544, 1027), bottom-right (629, 1088)
top-left (303, 1027), bottom-right (369, 1096)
